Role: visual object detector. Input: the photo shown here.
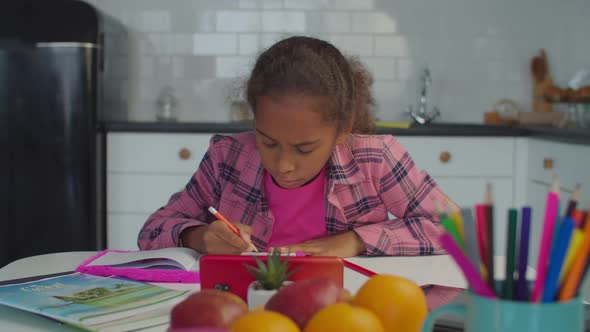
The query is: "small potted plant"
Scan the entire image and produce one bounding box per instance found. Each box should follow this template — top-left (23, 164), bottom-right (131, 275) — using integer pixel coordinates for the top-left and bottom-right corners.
top-left (245, 249), bottom-right (297, 310)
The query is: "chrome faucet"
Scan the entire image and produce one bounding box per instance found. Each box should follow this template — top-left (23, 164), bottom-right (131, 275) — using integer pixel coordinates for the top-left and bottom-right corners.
top-left (406, 68), bottom-right (440, 124)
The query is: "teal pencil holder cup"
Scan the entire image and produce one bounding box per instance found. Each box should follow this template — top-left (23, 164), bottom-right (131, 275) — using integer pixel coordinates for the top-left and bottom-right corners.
top-left (421, 290), bottom-right (584, 332)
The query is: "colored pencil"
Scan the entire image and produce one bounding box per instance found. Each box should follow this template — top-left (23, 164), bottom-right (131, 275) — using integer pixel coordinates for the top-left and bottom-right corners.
top-left (531, 176), bottom-right (560, 302)
top-left (448, 203), bottom-right (465, 239)
top-left (343, 259), bottom-right (377, 277)
top-left (576, 204), bottom-right (590, 293)
top-left (484, 183), bottom-right (496, 293)
top-left (551, 204), bottom-right (562, 249)
top-left (475, 204), bottom-right (488, 269)
top-left (559, 229), bottom-right (584, 283)
top-left (516, 206), bottom-right (532, 301)
top-left (461, 208), bottom-right (481, 273)
top-left (208, 206), bottom-right (240, 235)
top-left (564, 184), bottom-right (581, 219)
top-left (208, 206), bottom-right (258, 252)
top-left (433, 199), bottom-right (448, 220)
top-left (441, 217), bottom-right (464, 249)
top-left (580, 256), bottom-right (590, 292)
top-left (434, 198), bottom-right (467, 249)
top-left (581, 210), bottom-right (589, 229)
top-left (571, 210), bottom-right (585, 228)
top-left (542, 217), bottom-right (575, 302)
top-left (439, 233), bottom-right (497, 298)
top-left (502, 208), bottom-right (518, 299)
top-left (558, 209), bottom-right (590, 301)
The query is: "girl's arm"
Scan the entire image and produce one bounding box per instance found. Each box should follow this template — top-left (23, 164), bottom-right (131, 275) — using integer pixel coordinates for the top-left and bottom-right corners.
top-left (137, 142), bottom-right (221, 250)
top-left (353, 136), bottom-right (453, 256)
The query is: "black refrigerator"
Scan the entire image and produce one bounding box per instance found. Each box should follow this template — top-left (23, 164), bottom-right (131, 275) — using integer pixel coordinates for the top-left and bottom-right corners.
top-left (0, 0), bottom-right (107, 267)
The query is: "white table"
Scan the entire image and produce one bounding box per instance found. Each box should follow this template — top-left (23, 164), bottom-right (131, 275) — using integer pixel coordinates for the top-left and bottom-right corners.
top-left (0, 252), bottom-right (529, 331)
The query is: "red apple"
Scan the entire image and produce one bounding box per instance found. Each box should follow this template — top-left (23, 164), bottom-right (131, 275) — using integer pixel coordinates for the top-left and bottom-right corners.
top-left (264, 278), bottom-right (345, 328)
top-left (170, 290), bottom-right (248, 329)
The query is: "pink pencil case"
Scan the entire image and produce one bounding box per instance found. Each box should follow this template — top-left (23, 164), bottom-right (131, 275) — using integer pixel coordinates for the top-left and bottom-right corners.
top-left (76, 249), bottom-right (200, 283)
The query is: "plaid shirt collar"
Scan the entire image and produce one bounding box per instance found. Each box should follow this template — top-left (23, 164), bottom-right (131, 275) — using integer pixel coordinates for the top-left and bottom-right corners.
top-left (230, 138), bottom-right (365, 208)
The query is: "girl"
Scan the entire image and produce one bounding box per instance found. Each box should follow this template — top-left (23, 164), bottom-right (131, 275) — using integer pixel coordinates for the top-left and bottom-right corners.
top-left (138, 36), bottom-right (454, 257)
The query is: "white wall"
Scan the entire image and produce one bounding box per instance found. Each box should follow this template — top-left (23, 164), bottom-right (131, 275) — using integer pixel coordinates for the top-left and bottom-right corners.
top-left (85, 0), bottom-right (590, 123)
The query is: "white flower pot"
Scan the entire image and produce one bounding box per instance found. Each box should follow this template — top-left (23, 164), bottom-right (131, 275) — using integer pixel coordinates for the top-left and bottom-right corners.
top-left (246, 281), bottom-right (292, 310)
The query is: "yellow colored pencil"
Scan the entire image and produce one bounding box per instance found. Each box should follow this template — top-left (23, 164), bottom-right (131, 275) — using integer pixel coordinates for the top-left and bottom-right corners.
top-left (448, 203), bottom-right (465, 240)
top-left (559, 229), bottom-right (584, 283)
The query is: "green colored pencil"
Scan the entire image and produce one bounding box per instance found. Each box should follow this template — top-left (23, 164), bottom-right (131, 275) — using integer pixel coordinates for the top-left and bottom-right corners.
top-left (441, 217), bottom-right (464, 249)
top-left (502, 208), bottom-right (518, 299)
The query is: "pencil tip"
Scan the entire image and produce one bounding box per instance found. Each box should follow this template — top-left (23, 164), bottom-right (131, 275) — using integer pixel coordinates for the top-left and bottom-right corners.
top-left (485, 183), bottom-right (494, 204)
top-left (571, 183), bottom-right (582, 200)
top-left (550, 174), bottom-right (560, 193)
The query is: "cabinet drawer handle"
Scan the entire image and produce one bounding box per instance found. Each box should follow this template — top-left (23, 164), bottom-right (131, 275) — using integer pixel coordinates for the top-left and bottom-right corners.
top-left (179, 148), bottom-right (191, 160)
top-left (439, 151), bottom-right (451, 163)
top-left (543, 158), bottom-right (554, 170)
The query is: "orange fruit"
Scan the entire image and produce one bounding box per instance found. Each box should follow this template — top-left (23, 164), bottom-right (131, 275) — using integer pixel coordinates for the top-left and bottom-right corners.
top-left (352, 274), bottom-right (427, 332)
top-left (230, 310), bottom-right (300, 332)
top-left (303, 302), bottom-right (384, 332)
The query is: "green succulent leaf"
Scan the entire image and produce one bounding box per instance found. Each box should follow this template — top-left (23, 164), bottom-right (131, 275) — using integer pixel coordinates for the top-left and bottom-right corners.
top-left (243, 248), bottom-right (297, 290)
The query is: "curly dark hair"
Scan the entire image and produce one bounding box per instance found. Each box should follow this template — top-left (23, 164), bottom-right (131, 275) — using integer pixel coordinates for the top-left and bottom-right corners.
top-left (246, 36), bottom-right (375, 134)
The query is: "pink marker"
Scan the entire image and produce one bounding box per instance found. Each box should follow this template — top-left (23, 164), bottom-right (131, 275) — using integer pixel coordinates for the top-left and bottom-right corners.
top-left (531, 179), bottom-right (560, 302)
top-left (440, 233), bottom-right (496, 298)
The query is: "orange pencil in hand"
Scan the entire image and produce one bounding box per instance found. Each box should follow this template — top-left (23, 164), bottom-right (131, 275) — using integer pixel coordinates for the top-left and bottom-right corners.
top-left (208, 206), bottom-right (241, 235)
top-left (208, 206), bottom-right (258, 252)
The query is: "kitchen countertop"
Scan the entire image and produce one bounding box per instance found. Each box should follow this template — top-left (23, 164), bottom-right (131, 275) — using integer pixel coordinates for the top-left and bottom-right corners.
top-left (101, 121), bottom-right (590, 145)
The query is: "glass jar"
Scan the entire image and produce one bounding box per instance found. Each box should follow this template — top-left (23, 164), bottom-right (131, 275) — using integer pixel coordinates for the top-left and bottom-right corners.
top-left (156, 86), bottom-right (178, 122)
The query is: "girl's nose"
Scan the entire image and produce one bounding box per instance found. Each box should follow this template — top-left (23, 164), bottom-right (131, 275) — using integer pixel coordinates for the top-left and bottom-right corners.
top-left (276, 151), bottom-right (295, 174)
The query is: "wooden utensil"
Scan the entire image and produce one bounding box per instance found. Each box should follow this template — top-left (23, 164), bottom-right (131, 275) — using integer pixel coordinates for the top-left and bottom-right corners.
top-left (531, 56), bottom-right (545, 83)
top-left (532, 49), bottom-right (553, 113)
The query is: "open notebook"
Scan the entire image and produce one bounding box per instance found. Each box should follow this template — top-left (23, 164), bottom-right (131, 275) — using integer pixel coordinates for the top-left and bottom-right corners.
top-left (76, 248), bottom-right (201, 283)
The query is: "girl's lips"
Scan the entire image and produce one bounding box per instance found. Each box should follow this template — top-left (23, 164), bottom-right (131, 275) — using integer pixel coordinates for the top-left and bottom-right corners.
top-left (276, 179), bottom-right (302, 188)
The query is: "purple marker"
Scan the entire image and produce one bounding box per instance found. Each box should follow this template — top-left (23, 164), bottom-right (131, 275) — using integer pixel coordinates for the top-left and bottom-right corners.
top-left (517, 206), bottom-right (531, 301)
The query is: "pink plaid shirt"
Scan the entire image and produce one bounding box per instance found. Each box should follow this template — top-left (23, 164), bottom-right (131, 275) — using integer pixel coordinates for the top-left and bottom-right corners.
top-left (138, 132), bottom-right (451, 256)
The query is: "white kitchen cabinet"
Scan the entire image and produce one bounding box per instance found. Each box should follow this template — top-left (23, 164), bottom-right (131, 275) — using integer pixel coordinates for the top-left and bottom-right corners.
top-left (396, 137), bottom-right (515, 177)
top-left (524, 139), bottom-right (590, 267)
top-left (107, 133), bottom-right (213, 174)
top-left (107, 132), bottom-right (590, 256)
top-left (527, 138), bottom-right (590, 192)
top-left (106, 132), bottom-right (218, 249)
top-left (396, 137), bottom-right (517, 253)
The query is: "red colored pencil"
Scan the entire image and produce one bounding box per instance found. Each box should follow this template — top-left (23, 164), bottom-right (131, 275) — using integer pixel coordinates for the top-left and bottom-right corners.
top-left (475, 204), bottom-right (488, 267)
top-left (342, 259), bottom-right (377, 277)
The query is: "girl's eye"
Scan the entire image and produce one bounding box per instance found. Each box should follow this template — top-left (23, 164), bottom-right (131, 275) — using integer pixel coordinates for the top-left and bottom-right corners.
top-left (296, 148), bottom-right (313, 155)
top-left (263, 142), bottom-right (277, 148)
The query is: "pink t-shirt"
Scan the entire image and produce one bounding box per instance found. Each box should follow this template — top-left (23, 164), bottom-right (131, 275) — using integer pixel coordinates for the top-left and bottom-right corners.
top-left (264, 169), bottom-right (328, 247)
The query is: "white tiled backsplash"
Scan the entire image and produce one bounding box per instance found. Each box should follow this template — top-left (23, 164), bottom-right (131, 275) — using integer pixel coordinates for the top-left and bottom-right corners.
top-left (85, 0), bottom-right (590, 123)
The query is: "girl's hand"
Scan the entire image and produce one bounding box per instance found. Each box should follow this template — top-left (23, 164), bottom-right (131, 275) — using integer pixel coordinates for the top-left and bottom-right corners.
top-left (274, 231), bottom-right (366, 257)
top-left (181, 221), bottom-right (257, 254)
